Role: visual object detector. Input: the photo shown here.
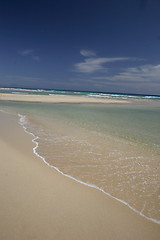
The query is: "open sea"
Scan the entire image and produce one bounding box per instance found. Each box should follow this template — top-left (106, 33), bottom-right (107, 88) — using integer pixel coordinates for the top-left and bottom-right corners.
top-left (0, 87), bottom-right (160, 224)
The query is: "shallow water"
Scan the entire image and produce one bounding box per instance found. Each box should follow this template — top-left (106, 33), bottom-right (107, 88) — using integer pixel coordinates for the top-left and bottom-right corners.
top-left (0, 100), bottom-right (160, 222)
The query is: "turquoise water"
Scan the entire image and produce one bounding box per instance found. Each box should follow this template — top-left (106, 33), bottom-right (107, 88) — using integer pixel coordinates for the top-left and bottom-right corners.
top-left (0, 87), bottom-right (160, 100)
top-left (0, 93), bottom-right (160, 223)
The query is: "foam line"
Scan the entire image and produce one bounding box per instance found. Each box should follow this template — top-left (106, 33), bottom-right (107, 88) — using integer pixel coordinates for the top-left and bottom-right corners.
top-left (18, 113), bottom-right (160, 225)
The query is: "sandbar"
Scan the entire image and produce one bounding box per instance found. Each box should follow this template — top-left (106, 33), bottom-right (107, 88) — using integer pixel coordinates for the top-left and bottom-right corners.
top-left (0, 93), bottom-right (129, 103)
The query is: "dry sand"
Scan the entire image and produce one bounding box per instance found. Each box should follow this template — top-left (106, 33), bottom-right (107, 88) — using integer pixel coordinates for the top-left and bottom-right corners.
top-left (0, 93), bottom-right (128, 103)
top-left (0, 111), bottom-right (159, 240)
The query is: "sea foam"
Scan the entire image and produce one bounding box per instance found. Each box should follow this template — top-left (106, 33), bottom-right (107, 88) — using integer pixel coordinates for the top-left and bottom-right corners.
top-left (18, 113), bottom-right (160, 225)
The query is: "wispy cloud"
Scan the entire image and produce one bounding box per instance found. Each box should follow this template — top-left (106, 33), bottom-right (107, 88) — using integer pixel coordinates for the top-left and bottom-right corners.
top-left (72, 50), bottom-right (160, 94)
top-left (107, 64), bottom-right (160, 83)
top-left (20, 49), bottom-right (34, 56)
top-left (19, 49), bottom-right (40, 61)
top-left (74, 56), bottom-right (134, 73)
top-left (71, 63), bottom-right (160, 94)
top-left (80, 49), bottom-right (96, 57)
top-left (32, 55), bottom-right (40, 61)
top-left (74, 49), bottom-right (140, 73)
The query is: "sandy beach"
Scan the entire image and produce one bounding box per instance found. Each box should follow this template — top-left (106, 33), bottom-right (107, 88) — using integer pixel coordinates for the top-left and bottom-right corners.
top-left (0, 93), bottom-right (129, 103)
top-left (0, 110), bottom-right (160, 239)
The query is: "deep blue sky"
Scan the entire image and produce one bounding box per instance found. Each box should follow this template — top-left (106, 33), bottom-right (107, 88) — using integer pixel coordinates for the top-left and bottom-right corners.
top-left (0, 0), bottom-right (160, 94)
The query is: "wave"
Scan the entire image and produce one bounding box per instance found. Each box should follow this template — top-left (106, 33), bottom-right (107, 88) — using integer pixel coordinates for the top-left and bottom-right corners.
top-left (0, 87), bottom-right (160, 100)
top-left (87, 93), bottom-right (160, 100)
top-left (18, 113), bottom-right (160, 225)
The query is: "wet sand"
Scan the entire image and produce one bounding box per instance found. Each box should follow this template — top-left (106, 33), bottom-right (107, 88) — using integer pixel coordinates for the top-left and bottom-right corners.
top-left (0, 93), bottom-right (128, 103)
top-left (0, 111), bottom-right (160, 240)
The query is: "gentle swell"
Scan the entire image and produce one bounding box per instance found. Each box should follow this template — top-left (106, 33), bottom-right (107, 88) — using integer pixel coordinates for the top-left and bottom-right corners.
top-left (18, 113), bottom-right (160, 225)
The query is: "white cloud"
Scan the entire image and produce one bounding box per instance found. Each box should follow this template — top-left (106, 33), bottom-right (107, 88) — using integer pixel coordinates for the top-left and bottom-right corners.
top-left (71, 63), bottom-right (160, 94)
top-left (19, 49), bottom-right (34, 56)
top-left (32, 55), bottom-right (40, 61)
top-left (75, 58), bottom-right (107, 73)
top-left (108, 64), bottom-right (160, 83)
top-left (74, 57), bottom-right (133, 73)
top-left (19, 49), bottom-right (39, 61)
top-left (80, 49), bottom-right (96, 57)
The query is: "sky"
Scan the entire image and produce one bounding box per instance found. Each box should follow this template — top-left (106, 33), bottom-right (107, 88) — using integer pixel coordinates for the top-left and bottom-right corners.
top-left (0, 0), bottom-right (160, 95)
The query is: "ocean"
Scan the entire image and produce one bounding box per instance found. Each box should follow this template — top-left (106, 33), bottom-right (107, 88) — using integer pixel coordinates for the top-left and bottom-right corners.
top-left (0, 87), bottom-right (160, 100)
top-left (0, 87), bottom-right (160, 223)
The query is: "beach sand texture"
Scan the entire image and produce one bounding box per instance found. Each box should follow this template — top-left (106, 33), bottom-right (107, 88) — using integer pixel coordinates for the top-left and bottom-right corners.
top-left (0, 93), bottom-right (128, 103)
top-left (0, 111), bottom-right (160, 239)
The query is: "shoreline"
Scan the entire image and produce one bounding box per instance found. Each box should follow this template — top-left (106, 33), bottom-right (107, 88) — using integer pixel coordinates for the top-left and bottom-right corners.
top-left (0, 93), bottom-right (129, 103)
top-left (0, 111), bottom-right (160, 239)
top-left (18, 114), bottom-right (160, 225)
